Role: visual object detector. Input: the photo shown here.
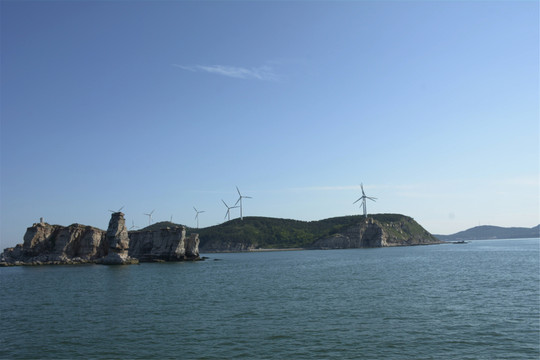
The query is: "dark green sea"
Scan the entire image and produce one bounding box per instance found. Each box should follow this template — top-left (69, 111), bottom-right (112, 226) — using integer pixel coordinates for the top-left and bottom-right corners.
top-left (1, 239), bottom-right (539, 359)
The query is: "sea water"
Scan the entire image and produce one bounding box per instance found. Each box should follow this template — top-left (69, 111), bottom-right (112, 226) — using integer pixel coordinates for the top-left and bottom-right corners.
top-left (1, 239), bottom-right (538, 359)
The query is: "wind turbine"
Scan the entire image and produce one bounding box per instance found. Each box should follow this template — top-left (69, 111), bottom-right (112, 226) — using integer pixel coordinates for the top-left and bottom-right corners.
top-left (222, 199), bottom-right (239, 221)
top-left (193, 207), bottom-right (205, 229)
top-left (109, 206), bottom-right (124, 213)
top-left (144, 210), bottom-right (155, 226)
top-left (353, 183), bottom-right (377, 218)
top-left (129, 220), bottom-right (137, 230)
top-left (235, 186), bottom-right (252, 220)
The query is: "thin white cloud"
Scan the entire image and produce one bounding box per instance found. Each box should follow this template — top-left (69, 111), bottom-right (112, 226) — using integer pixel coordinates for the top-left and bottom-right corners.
top-left (173, 64), bottom-right (280, 81)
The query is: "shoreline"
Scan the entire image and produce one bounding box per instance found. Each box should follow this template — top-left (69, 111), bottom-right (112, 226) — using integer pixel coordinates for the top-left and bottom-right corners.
top-left (249, 248), bottom-right (306, 252)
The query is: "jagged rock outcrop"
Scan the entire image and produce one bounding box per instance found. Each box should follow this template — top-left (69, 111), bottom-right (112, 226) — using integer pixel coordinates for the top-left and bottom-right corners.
top-left (1, 214), bottom-right (200, 266)
top-left (128, 226), bottom-right (200, 261)
top-left (0, 221), bottom-right (107, 265)
top-left (99, 212), bottom-right (138, 265)
top-left (311, 216), bottom-right (441, 249)
top-left (185, 234), bottom-right (200, 258)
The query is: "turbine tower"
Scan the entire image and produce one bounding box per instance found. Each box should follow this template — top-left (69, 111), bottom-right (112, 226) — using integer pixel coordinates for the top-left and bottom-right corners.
top-left (193, 207), bottom-right (205, 229)
top-left (235, 186), bottom-right (252, 220)
top-left (144, 209), bottom-right (155, 226)
top-left (353, 183), bottom-right (377, 218)
top-left (222, 199), bottom-right (239, 221)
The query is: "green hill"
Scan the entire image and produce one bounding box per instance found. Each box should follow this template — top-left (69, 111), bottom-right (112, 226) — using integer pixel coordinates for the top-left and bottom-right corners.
top-left (136, 214), bottom-right (439, 251)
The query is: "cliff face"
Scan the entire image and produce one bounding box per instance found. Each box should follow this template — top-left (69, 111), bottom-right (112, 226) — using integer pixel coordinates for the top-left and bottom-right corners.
top-left (1, 215), bottom-right (200, 266)
top-left (0, 222), bottom-right (107, 265)
top-left (99, 212), bottom-right (138, 265)
top-left (129, 226), bottom-right (200, 261)
top-left (311, 217), bottom-right (441, 249)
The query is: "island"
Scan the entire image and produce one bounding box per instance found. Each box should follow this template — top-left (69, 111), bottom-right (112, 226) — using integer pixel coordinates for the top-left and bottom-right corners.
top-left (194, 213), bottom-right (442, 252)
top-left (1, 213), bottom-right (442, 266)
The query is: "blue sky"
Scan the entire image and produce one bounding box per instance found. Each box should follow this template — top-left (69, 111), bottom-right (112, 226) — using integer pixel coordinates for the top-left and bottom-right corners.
top-left (1, 1), bottom-right (538, 249)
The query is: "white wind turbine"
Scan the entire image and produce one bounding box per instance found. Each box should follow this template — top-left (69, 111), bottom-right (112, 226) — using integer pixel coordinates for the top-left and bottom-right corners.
top-left (353, 183), bottom-right (377, 218)
top-left (109, 206), bottom-right (124, 213)
top-left (193, 207), bottom-right (205, 229)
top-left (144, 209), bottom-right (155, 226)
top-left (222, 199), bottom-right (239, 222)
top-left (235, 186), bottom-right (252, 220)
top-left (129, 220), bottom-right (137, 230)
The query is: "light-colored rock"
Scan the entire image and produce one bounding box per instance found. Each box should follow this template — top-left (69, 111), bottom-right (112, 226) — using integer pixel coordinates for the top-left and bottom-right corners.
top-left (98, 251), bottom-right (138, 265)
top-left (129, 226), bottom-right (199, 261)
top-left (99, 212), bottom-right (137, 265)
top-left (1, 214), bottom-right (201, 266)
top-left (185, 234), bottom-right (200, 259)
top-left (106, 212), bottom-right (130, 251)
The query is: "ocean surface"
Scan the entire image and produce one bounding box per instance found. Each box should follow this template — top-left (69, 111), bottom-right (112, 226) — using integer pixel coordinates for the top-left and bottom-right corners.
top-left (1, 238), bottom-right (539, 359)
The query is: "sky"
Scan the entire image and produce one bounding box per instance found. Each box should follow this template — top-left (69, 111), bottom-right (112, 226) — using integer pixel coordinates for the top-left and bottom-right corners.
top-left (1, 0), bottom-right (538, 249)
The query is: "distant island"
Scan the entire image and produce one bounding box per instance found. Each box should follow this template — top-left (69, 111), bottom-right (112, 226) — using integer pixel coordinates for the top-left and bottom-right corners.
top-left (435, 225), bottom-right (540, 241)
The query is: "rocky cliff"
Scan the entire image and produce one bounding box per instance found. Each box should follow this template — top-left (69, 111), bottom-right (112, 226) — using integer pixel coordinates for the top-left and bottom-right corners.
top-left (0, 221), bottom-right (107, 265)
top-left (311, 216), bottom-right (441, 249)
top-left (99, 212), bottom-right (138, 265)
top-left (1, 214), bottom-right (200, 266)
top-left (128, 226), bottom-right (200, 262)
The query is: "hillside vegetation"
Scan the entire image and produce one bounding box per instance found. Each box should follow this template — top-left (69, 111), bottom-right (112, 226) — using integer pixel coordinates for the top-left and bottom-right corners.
top-left (136, 214), bottom-right (435, 251)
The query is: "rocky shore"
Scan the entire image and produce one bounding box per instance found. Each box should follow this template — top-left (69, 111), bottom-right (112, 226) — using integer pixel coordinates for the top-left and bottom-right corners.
top-left (310, 217), bottom-right (442, 249)
top-left (0, 212), bottom-right (200, 266)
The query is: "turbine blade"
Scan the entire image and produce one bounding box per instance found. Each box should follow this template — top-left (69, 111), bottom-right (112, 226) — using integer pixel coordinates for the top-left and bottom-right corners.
top-left (361, 183), bottom-right (366, 196)
top-left (244, 196), bottom-right (252, 199)
top-left (236, 186), bottom-right (241, 196)
top-left (222, 199), bottom-right (228, 207)
top-left (235, 198), bottom-right (241, 206)
top-left (150, 210), bottom-right (155, 215)
top-left (193, 207), bottom-right (197, 212)
top-left (353, 197), bottom-right (362, 204)
top-left (367, 197), bottom-right (377, 201)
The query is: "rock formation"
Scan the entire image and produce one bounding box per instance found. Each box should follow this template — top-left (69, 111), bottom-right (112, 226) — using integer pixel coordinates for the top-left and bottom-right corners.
top-left (311, 216), bottom-right (441, 249)
top-left (0, 222), bottom-right (107, 265)
top-left (129, 226), bottom-right (199, 262)
top-left (99, 212), bottom-right (138, 265)
top-left (185, 234), bottom-right (200, 258)
top-left (1, 214), bottom-right (200, 266)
